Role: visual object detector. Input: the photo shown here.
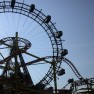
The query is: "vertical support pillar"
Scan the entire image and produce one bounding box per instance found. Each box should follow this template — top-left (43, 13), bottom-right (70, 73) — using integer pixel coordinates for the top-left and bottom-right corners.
top-left (15, 32), bottom-right (18, 79)
top-left (53, 60), bottom-right (57, 94)
top-left (15, 32), bottom-right (18, 93)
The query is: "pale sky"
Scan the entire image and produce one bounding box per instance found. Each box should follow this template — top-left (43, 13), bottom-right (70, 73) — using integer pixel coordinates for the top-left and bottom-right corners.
top-left (0, 0), bottom-right (94, 89)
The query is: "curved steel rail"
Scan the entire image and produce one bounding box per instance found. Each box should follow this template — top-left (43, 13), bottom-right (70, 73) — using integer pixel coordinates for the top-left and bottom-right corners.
top-left (63, 58), bottom-right (83, 79)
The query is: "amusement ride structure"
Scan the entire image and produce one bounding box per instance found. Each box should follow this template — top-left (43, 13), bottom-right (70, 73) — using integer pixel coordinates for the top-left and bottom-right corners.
top-left (0, 0), bottom-right (93, 94)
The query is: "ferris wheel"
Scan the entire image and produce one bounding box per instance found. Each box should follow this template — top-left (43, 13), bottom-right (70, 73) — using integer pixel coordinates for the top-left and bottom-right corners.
top-left (0, 0), bottom-right (89, 94)
top-left (0, 0), bottom-right (66, 93)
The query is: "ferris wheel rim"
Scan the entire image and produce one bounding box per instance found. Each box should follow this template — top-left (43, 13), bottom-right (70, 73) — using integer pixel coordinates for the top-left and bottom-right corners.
top-left (0, 0), bottom-right (63, 87)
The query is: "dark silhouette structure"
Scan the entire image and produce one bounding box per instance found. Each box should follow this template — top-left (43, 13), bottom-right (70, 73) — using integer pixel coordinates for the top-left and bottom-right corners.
top-left (0, 0), bottom-right (93, 94)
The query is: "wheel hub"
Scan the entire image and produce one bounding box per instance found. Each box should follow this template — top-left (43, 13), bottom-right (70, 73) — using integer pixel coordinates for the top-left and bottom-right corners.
top-left (0, 37), bottom-right (31, 50)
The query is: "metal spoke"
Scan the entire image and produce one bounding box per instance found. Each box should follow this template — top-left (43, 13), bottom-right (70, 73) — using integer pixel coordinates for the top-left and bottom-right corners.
top-left (21, 50), bottom-right (52, 64)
